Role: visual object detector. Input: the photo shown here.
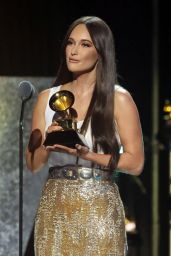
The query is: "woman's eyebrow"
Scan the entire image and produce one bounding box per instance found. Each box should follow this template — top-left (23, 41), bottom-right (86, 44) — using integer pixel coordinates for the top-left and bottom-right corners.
top-left (68, 37), bottom-right (93, 44)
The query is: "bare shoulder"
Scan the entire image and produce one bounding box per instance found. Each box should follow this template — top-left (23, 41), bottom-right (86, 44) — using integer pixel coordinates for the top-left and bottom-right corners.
top-left (36, 88), bottom-right (51, 104)
top-left (32, 88), bottom-right (51, 114)
top-left (115, 85), bottom-right (132, 101)
top-left (114, 85), bottom-right (138, 117)
top-left (38, 88), bottom-right (50, 98)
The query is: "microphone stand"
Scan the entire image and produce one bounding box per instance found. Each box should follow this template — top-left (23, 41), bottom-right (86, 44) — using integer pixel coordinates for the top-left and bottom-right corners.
top-left (19, 98), bottom-right (28, 256)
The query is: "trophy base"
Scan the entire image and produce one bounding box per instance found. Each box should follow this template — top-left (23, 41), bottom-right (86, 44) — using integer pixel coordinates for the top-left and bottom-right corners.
top-left (43, 130), bottom-right (88, 148)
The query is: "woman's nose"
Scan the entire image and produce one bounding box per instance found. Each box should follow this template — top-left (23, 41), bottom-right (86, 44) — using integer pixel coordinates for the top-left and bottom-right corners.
top-left (71, 45), bottom-right (79, 55)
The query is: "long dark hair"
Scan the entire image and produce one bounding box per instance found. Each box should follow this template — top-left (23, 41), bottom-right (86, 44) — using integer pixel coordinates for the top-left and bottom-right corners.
top-left (53, 16), bottom-right (120, 170)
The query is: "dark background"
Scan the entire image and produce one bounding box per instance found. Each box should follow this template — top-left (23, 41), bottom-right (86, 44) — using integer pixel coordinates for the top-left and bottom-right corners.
top-left (0, 0), bottom-right (170, 255)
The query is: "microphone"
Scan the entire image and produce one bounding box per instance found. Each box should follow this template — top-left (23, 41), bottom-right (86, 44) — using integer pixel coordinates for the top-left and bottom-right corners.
top-left (18, 80), bottom-right (36, 255)
top-left (18, 80), bottom-right (35, 101)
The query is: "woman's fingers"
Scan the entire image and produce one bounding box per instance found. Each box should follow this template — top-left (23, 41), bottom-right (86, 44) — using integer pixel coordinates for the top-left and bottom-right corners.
top-left (46, 123), bottom-right (63, 135)
top-left (45, 143), bottom-right (89, 157)
top-left (51, 121), bottom-right (58, 126)
top-left (45, 144), bottom-right (77, 154)
top-left (75, 144), bottom-right (89, 154)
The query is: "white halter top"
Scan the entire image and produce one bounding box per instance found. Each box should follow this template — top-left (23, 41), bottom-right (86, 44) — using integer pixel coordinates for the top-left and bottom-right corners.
top-left (45, 86), bottom-right (93, 167)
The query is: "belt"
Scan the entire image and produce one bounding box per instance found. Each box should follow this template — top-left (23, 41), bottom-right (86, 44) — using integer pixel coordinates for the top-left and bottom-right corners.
top-left (48, 165), bottom-right (112, 181)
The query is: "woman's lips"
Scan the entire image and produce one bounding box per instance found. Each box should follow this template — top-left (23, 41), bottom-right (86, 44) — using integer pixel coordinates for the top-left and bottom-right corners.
top-left (69, 58), bottom-right (80, 63)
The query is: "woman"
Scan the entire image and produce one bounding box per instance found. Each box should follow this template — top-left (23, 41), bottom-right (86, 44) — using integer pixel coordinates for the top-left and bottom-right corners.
top-left (26, 16), bottom-right (144, 256)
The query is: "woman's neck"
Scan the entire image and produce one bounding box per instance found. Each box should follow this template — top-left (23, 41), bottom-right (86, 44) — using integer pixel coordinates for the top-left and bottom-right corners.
top-left (71, 69), bottom-right (96, 94)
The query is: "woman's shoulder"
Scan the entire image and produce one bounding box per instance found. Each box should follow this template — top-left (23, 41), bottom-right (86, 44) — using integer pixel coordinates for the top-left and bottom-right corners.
top-left (39, 88), bottom-right (51, 95)
top-left (36, 86), bottom-right (63, 108)
top-left (38, 86), bottom-right (61, 99)
top-left (114, 84), bottom-right (132, 101)
top-left (115, 84), bottom-right (129, 94)
top-left (31, 88), bottom-right (50, 115)
top-left (114, 85), bottom-right (136, 112)
top-left (37, 88), bottom-right (51, 102)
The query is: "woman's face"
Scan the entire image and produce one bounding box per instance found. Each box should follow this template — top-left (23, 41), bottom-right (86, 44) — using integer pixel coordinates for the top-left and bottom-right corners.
top-left (65, 24), bottom-right (98, 75)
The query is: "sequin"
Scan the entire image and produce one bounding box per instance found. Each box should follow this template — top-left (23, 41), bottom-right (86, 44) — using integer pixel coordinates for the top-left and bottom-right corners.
top-left (34, 175), bottom-right (127, 256)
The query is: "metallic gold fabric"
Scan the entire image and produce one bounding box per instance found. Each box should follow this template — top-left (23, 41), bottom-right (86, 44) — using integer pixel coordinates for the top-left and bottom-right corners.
top-left (34, 176), bottom-right (127, 256)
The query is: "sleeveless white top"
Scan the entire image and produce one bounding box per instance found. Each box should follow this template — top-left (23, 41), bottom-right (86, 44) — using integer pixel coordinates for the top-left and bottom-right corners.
top-left (45, 86), bottom-right (122, 168)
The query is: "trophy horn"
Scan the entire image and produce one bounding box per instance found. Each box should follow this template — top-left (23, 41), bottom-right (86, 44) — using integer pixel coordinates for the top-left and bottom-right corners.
top-left (49, 90), bottom-right (74, 112)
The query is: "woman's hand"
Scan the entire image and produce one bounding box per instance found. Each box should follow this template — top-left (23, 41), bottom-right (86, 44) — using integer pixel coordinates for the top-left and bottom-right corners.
top-left (45, 143), bottom-right (89, 158)
top-left (45, 122), bottom-right (89, 157)
top-left (46, 121), bottom-right (63, 135)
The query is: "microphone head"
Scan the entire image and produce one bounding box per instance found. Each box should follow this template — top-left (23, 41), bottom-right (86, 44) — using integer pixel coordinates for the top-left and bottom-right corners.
top-left (18, 81), bottom-right (35, 100)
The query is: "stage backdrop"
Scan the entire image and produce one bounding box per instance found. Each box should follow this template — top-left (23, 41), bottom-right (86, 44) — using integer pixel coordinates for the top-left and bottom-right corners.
top-left (0, 76), bottom-right (54, 255)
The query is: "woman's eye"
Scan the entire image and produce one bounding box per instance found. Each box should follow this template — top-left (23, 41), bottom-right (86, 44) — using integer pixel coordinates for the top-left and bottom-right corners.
top-left (82, 43), bottom-right (91, 47)
top-left (66, 40), bottom-right (73, 45)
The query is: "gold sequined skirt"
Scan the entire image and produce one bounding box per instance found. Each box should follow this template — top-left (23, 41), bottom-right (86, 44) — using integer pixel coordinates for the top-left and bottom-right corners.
top-left (34, 170), bottom-right (127, 256)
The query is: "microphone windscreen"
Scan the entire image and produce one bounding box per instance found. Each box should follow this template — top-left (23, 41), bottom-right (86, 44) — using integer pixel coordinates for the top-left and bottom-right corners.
top-left (18, 81), bottom-right (35, 100)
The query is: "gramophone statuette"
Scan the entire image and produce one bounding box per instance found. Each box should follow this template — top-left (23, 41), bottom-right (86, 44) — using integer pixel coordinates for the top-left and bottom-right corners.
top-left (43, 90), bottom-right (88, 148)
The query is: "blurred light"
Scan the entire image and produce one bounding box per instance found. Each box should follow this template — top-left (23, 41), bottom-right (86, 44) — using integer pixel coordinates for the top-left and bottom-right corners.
top-left (125, 218), bottom-right (136, 233)
top-left (163, 99), bottom-right (171, 122)
top-left (163, 106), bottom-right (171, 113)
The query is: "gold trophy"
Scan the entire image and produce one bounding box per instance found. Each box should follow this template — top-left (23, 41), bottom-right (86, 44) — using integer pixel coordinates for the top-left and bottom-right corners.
top-left (43, 90), bottom-right (88, 148)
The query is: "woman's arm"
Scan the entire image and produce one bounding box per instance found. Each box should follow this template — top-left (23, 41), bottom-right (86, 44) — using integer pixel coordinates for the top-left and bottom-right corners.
top-left (26, 89), bottom-right (50, 172)
top-left (113, 88), bottom-right (144, 175)
top-left (80, 88), bottom-right (144, 175)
